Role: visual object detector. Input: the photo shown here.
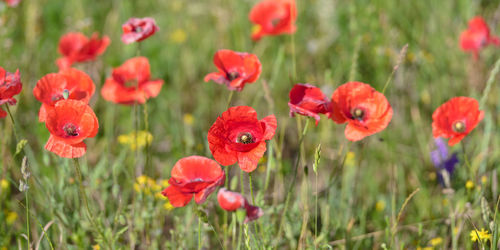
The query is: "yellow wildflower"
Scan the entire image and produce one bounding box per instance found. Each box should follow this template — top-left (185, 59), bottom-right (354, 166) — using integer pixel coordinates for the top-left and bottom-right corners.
top-left (170, 29), bottom-right (187, 44)
top-left (0, 179), bottom-right (8, 190)
top-left (118, 131), bottom-right (153, 150)
top-left (430, 237), bottom-right (442, 246)
top-left (470, 228), bottom-right (491, 242)
top-left (183, 113), bottom-right (194, 126)
top-left (428, 172), bottom-right (436, 181)
top-left (416, 247), bottom-right (433, 250)
top-left (6, 211), bottom-right (17, 225)
top-left (345, 151), bottom-right (355, 167)
top-left (92, 245), bottom-right (100, 250)
top-left (481, 176), bottom-right (488, 185)
top-left (163, 202), bottom-right (174, 210)
top-left (375, 200), bottom-right (386, 212)
top-left (465, 180), bottom-right (474, 190)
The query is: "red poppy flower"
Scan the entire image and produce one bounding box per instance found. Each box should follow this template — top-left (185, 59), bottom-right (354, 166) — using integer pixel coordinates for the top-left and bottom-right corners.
top-left (204, 50), bottom-right (262, 91)
top-left (329, 82), bottom-right (393, 141)
top-left (121, 17), bottom-right (159, 44)
top-left (161, 156), bottom-right (225, 207)
top-left (56, 32), bottom-right (110, 70)
top-left (0, 67), bottom-right (22, 118)
top-left (460, 17), bottom-right (500, 60)
top-left (249, 0), bottom-right (297, 41)
top-left (208, 106), bottom-right (277, 172)
top-left (432, 97), bottom-right (484, 146)
top-left (3, 0), bottom-right (21, 7)
top-left (217, 188), bottom-right (263, 223)
top-left (101, 57), bottom-right (163, 105)
top-left (34, 68), bottom-right (95, 122)
top-left (44, 99), bottom-right (98, 158)
top-left (288, 83), bottom-right (330, 125)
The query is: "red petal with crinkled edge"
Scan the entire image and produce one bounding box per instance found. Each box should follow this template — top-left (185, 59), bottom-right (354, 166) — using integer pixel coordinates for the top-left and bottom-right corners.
top-left (45, 135), bottom-right (86, 158)
top-left (249, 0), bottom-right (297, 40)
top-left (161, 185), bottom-right (193, 207)
top-left (237, 142), bottom-right (267, 172)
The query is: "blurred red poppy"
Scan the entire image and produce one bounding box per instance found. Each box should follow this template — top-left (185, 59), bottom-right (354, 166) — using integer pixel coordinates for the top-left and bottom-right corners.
top-left (249, 0), bottom-right (297, 41)
top-left (208, 106), bottom-right (277, 172)
top-left (161, 156), bottom-right (225, 207)
top-left (432, 97), bottom-right (484, 146)
top-left (329, 82), bottom-right (393, 141)
top-left (121, 17), bottom-right (159, 44)
top-left (460, 16), bottom-right (500, 60)
top-left (44, 99), bottom-right (98, 158)
top-left (217, 188), bottom-right (263, 223)
top-left (3, 0), bottom-right (21, 7)
top-left (204, 50), bottom-right (262, 91)
top-left (56, 32), bottom-right (110, 70)
top-left (101, 57), bottom-right (163, 105)
top-left (0, 67), bottom-right (22, 118)
top-left (288, 83), bottom-right (330, 125)
top-left (34, 68), bottom-right (95, 122)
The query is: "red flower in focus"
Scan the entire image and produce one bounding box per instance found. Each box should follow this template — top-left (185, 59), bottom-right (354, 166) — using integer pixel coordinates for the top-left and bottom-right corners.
top-left (432, 97), bottom-right (484, 146)
top-left (161, 156), bottom-right (225, 207)
top-left (249, 0), bottom-right (297, 41)
top-left (329, 82), bottom-right (393, 141)
top-left (217, 188), bottom-right (263, 223)
top-left (101, 57), bottom-right (163, 105)
top-left (0, 67), bottom-right (22, 118)
top-left (34, 68), bottom-right (95, 122)
top-left (56, 32), bottom-right (110, 70)
top-left (44, 99), bottom-right (98, 158)
top-left (460, 17), bottom-right (500, 60)
top-left (121, 17), bottom-right (159, 44)
top-left (208, 106), bottom-right (277, 172)
top-left (288, 83), bottom-right (330, 125)
top-left (204, 50), bottom-right (262, 91)
top-left (3, 0), bottom-right (21, 7)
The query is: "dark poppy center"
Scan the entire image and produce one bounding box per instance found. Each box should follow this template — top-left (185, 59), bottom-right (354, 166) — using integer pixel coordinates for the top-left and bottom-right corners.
top-left (452, 121), bottom-right (466, 133)
top-left (124, 79), bottom-right (139, 88)
top-left (133, 26), bottom-right (143, 33)
top-left (51, 94), bottom-right (64, 102)
top-left (351, 108), bottom-right (365, 120)
top-left (227, 72), bottom-right (240, 81)
top-left (271, 18), bottom-right (281, 28)
top-left (236, 132), bottom-right (254, 144)
top-left (63, 123), bottom-right (79, 137)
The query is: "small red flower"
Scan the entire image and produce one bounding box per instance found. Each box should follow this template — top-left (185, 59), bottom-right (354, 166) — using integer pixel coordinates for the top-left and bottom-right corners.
top-left (56, 32), bottom-right (110, 70)
top-left (217, 188), bottom-right (263, 223)
top-left (161, 156), bottom-right (225, 207)
top-left (204, 50), bottom-right (262, 91)
top-left (249, 0), bottom-right (297, 41)
top-left (34, 68), bottom-right (95, 122)
top-left (44, 99), bottom-right (99, 158)
top-left (101, 57), bottom-right (163, 105)
top-left (329, 82), bottom-right (393, 141)
top-left (121, 17), bottom-right (159, 44)
top-left (208, 106), bottom-right (277, 172)
top-left (460, 17), bottom-right (500, 60)
top-left (432, 97), bottom-right (484, 146)
top-left (0, 67), bottom-right (22, 118)
top-left (3, 0), bottom-right (21, 7)
top-left (288, 83), bottom-right (330, 125)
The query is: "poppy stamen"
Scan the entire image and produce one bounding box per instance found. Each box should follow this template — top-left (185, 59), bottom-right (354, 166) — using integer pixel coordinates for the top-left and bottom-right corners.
top-left (452, 121), bottom-right (466, 133)
top-left (133, 26), bottom-right (143, 33)
top-left (351, 108), bottom-right (365, 120)
top-left (237, 132), bottom-right (254, 144)
top-left (227, 72), bottom-right (240, 81)
top-left (63, 123), bottom-right (79, 137)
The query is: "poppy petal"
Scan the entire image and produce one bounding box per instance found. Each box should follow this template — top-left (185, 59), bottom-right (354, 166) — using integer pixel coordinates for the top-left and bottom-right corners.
top-left (161, 185), bottom-right (193, 207)
top-left (237, 142), bottom-right (267, 172)
top-left (45, 135), bottom-right (87, 158)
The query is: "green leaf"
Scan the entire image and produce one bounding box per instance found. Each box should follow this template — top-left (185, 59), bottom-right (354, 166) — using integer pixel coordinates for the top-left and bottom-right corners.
top-left (15, 139), bottom-right (27, 156)
top-left (313, 144), bottom-right (321, 174)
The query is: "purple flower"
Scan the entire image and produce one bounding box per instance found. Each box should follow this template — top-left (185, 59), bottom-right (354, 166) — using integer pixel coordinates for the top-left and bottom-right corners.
top-left (430, 138), bottom-right (458, 185)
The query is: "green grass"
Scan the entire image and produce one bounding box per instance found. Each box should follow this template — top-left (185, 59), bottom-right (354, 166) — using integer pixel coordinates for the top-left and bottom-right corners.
top-left (1, 0), bottom-right (500, 249)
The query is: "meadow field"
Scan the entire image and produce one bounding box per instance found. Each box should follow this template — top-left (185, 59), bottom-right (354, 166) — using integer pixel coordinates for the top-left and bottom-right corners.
top-left (1, 0), bottom-right (500, 249)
